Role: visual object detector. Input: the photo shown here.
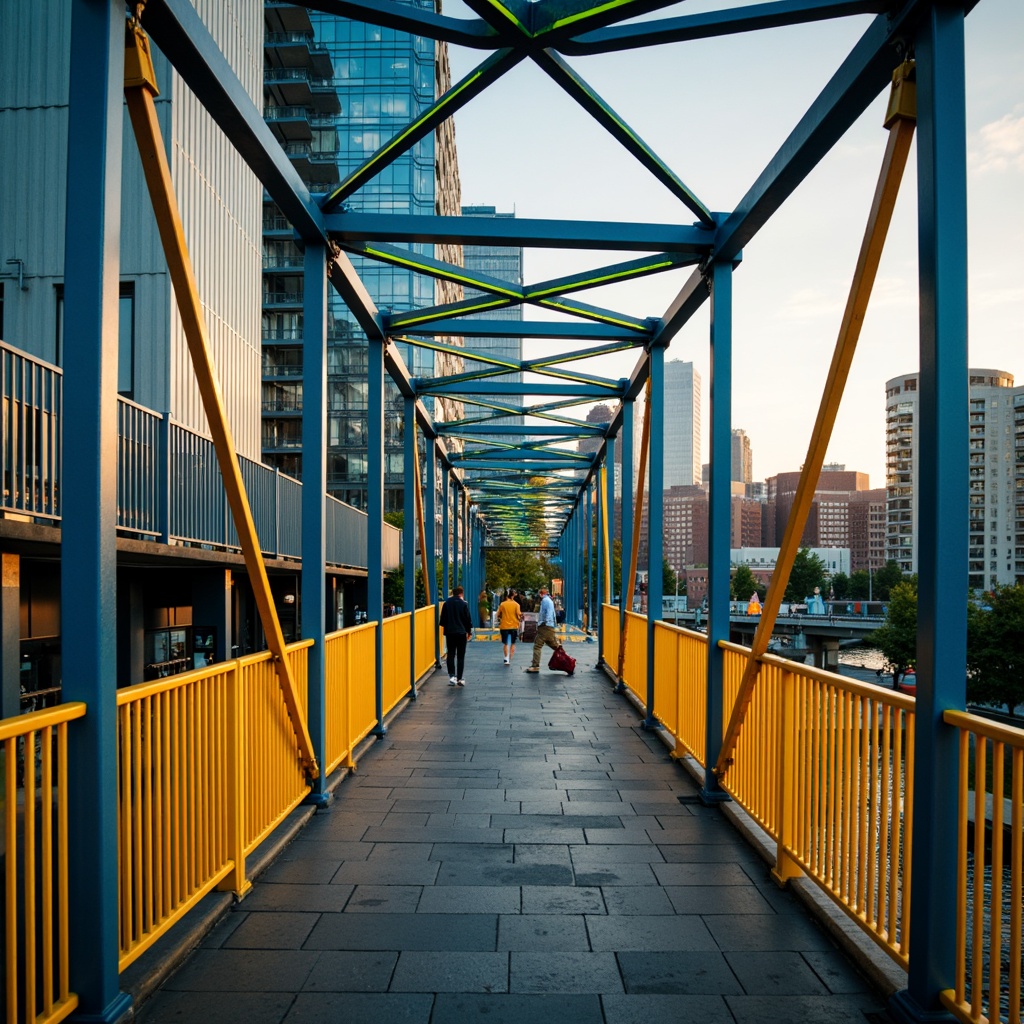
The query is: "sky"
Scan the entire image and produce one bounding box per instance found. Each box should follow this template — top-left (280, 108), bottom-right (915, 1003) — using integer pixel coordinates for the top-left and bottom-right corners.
top-left (444, 0), bottom-right (1024, 488)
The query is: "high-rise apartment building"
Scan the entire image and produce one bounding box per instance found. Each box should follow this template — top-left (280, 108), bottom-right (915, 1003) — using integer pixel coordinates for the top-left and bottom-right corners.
top-left (731, 429), bottom-right (753, 490)
top-left (460, 205), bottom-right (523, 425)
top-left (663, 359), bottom-right (701, 488)
top-left (885, 369), bottom-right (1024, 588)
top-left (261, 3), bottom-right (462, 511)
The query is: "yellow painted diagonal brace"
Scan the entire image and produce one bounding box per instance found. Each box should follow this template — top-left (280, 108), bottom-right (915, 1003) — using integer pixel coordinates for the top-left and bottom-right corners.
top-left (124, 25), bottom-right (319, 780)
top-left (713, 64), bottom-right (917, 781)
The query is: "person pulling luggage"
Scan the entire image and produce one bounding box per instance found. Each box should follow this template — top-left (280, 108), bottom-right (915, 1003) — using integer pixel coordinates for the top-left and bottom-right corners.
top-left (524, 586), bottom-right (561, 673)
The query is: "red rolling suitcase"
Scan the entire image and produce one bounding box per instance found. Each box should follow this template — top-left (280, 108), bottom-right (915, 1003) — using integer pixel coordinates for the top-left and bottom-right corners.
top-left (548, 645), bottom-right (576, 676)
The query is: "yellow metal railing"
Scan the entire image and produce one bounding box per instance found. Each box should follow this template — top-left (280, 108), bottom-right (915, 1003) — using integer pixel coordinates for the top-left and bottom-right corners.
top-left (381, 613), bottom-right (412, 717)
top-left (2, 704), bottom-right (84, 1024)
top-left (115, 643), bottom-right (311, 970)
top-left (653, 622), bottom-right (707, 764)
top-left (941, 710), bottom-right (1023, 1024)
top-left (604, 611), bottom-right (917, 970)
top-left (601, 604), bottom-right (619, 675)
top-left (324, 623), bottom-right (377, 776)
top-left (720, 644), bottom-right (916, 966)
top-left (619, 610), bottom-right (647, 702)
top-left (413, 605), bottom-right (437, 681)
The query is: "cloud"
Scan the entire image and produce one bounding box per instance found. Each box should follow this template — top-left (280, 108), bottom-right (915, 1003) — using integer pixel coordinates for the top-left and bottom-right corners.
top-left (970, 111), bottom-right (1024, 173)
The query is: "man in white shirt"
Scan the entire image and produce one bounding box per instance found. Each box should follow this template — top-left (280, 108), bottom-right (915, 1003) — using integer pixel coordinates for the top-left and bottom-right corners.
top-left (525, 586), bottom-right (561, 673)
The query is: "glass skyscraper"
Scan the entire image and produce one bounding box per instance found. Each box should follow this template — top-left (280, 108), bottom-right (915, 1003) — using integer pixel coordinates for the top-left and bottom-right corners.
top-left (262, 2), bottom-right (462, 511)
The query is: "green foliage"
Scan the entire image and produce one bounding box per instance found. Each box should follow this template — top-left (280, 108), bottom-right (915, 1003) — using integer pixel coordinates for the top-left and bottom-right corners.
top-left (384, 511), bottom-right (404, 529)
top-left (662, 559), bottom-right (677, 595)
top-left (849, 570), bottom-right (871, 600)
top-left (829, 572), bottom-right (850, 600)
top-left (872, 560), bottom-right (905, 601)
top-left (485, 547), bottom-right (552, 595)
top-left (731, 564), bottom-right (763, 601)
top-left (783, 548), bottom-right (827, 602)
top-left (869, 579), bottom-right (918, 681)
top-left (967, 584), bottom-right (1024, 714)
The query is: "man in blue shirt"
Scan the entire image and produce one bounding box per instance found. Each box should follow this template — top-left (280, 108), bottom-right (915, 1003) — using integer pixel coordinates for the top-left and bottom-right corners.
top-left (525, 586), bottom-right (561, 673)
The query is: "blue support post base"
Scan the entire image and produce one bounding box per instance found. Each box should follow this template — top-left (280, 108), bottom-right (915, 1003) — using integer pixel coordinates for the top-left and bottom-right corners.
top-left (697, 781), bottom-right (731, 806)
top-left (69, 991), bottom-right (133, 1024)
top-left (303, 791), bottom-right (333, 810)
top-left (373, 723), bottom-right (388, 737)
top-left (888, 991), bottom-right (956, 1024)
top-left (409, 685), bottom-right (418, 701)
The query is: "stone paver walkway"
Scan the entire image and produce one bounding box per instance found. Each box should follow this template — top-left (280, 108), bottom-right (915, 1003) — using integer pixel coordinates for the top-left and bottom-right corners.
top-left (137, 640), bottom-right (889, 1024)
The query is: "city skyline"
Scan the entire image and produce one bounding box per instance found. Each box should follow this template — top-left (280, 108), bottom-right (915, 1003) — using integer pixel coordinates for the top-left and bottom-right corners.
top-left (446, 0), bottom-right (1023, 486)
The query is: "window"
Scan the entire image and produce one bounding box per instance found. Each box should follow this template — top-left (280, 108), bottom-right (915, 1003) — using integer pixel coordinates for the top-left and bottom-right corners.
top-left (55, 282), bottom-right (135, 396)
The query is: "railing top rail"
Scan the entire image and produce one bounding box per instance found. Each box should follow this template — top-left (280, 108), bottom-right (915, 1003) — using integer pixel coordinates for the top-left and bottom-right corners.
top-left (0, 701), bottom-right (87, 740)
top-left (944, 708), bottom-right (1024, 746)
top-left (117, 393), bottom-right (162, 416)
top-left (719, 639), bottom-right (918, 709)
top-left (654, 620), bottom-right (709, 642)
top-left (384, 611), bottom-right (413, 625)
top-left (0, 338), bottom-right (62, 373)
top-left (117, 663), bottom-right (234, 704)
top-left (326, 621), bottom-right (377, 641)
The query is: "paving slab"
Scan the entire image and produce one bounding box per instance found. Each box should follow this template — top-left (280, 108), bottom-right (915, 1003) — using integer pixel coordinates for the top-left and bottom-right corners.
top-left (135, 646), bottom-right (890, 1024)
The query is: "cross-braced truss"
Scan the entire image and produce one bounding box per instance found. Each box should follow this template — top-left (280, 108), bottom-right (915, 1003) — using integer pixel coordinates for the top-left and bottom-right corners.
top-left (140, 0), bottom-right (959, 545)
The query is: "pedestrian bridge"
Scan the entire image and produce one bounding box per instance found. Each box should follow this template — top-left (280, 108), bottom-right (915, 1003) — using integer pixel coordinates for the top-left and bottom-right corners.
top-left (1, 1), bottom-right (1020, 1023)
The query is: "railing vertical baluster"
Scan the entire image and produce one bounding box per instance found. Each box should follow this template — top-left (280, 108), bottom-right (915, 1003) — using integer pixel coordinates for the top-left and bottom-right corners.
top-left (773, 667), bottom-right (801, 884)
top-left (220, 660), bottom-right (251, 897)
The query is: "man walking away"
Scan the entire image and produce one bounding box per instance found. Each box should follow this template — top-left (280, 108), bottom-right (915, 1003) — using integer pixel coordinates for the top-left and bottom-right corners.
top-left (439, 585), bottom-right (473, 685)
top-left (497, 589), bottom-right (523, 666)
top-left (525, 586), bottom-right (561, 673)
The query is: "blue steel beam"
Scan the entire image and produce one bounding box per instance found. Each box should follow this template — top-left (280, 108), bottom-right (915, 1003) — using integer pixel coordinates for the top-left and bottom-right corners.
top-left (144, 0), bottom-right (326, 246)
top-left (533, 49), bottom-right (714, 224)
top-left (419, 381), bottom-right (623, 397)
top-left (644, 347), bottom-right (664, 727)
top-left (325, 212), bottom-right (717, 252)
top-left (438, 424), bottom-right (604, 437)
top-left (523, 251), bottom-right (697, 299)
top-left (368, 340), bottom-right (386, 735)
top-left (532, 0), bottom-right (690, 43)
top-left (561, 0), bottom-right (888, 54)
top-left (535, 295), bottom-right (652, 332)
top-left (322, 48), bottom-right (525, 210)
top-left (306, 0), bottom-right (499, 47)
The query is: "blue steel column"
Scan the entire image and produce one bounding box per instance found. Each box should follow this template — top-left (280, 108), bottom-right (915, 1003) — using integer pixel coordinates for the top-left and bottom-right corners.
top-left (441, 467), bottom-right (450, 600)
top-left (602, 438), bottom-right (615, 662)
top-left (619, 400), bottom-right (634, 627)
top-left (452, 481), bottom-right (460, 589)
top-left (368, 340), bottom-right (386, 736)
top-left (425, 442), bottom-right (440, 665)
top-left (62, 2), bottom-right (132, 1020)
top-left (890, 10), bottom-right (967, 1022)
top-left (403, 398), bottom-right (417, 696)
top-left (702, 260), bottom-right (734, 803)
top-left (584, 484), bottom-right (593, 632)
top-left (595, 469), bottom-right (603, 643)
top-left (645, 348), bottom-right (664, 728)
top-left (302, 244), bottom-right (330, 804)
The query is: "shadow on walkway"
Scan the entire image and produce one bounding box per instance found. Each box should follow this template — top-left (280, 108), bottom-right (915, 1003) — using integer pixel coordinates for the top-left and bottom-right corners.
top-left (136, 640), bottom-right (889, 1024)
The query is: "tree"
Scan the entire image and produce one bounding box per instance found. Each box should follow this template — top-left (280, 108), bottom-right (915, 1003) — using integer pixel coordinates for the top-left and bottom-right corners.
top-left (783, 548), bottom-right (827, 602)
top-left (872, 560), bottom-right (905, 601)
top-left (662, 559), bottom-right (677, 596)
top-left (731, 564), bottom-right (763, 601)
top-left (869, 579), bottom-right (917, 683)
top-left (829, 572), bottom-right (850, 600)
top-left (849, 570), bottom-right (871, 600)
top-left (967, 584), bottom-right (1024, 714)
top-left (485, 547), bottom-right (550, 595)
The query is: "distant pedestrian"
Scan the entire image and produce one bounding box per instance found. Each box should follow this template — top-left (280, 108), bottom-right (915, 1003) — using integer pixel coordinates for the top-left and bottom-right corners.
top-left (439, 585), bottom-right (473, 686)
top-left (478, 588), bottom-right (491, 628)
top-left (525, 586), bottom-right (561, 673)
top-left (497, 589), bottom-right (523, 666)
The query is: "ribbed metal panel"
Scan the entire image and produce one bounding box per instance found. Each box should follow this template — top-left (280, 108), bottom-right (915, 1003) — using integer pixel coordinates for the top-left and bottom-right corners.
top-left (166, 2), bottom-right (263, 462)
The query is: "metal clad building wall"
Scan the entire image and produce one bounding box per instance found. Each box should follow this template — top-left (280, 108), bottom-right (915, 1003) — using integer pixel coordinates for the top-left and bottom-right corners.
top-left (0, 1), bottom-right (72, 360)
top-left (167, 0), bottom-right (263, 461)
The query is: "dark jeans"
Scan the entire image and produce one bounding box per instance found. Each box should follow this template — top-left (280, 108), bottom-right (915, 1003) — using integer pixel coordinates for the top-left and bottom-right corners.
top-left (446, 633), bottom-right (468, 679)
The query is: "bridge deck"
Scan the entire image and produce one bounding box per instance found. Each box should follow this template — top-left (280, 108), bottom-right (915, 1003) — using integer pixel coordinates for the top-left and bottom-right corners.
top-left (136, 641), bottom-right (889, 1024)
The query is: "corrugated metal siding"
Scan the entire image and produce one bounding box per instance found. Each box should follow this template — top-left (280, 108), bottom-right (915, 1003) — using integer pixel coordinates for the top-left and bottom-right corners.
top-left (167, 0), bottom-right (263, 462)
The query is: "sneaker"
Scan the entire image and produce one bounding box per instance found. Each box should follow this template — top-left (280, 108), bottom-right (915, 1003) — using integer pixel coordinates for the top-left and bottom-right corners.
top-left (449, 676), bottom-right (457, 686)
top-left (503, 657), bottom-right (510, 665)
top-left (457, 679), bottom-right (465, 687)
top-left (525, 667), bottom-right (540, 673)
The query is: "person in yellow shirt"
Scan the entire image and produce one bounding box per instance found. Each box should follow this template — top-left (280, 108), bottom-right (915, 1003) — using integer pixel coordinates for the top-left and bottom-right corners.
top-left (497, 589), bottom-right (523, 666)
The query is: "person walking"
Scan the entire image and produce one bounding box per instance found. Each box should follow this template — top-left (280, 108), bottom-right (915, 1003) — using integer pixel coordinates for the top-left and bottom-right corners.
top-left (439, 585), bottom-right (473, 686)
top-left (477, 588), bottom-right (491, 628)
top-left (497, 589), bottom-right (523, 666)
top-left (525, 585), bottom-right (561, 673)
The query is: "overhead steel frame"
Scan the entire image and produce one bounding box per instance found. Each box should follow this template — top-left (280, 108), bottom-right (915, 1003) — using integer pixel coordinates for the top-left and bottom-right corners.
top-left (59, 0), bottom-right (981, 1017)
